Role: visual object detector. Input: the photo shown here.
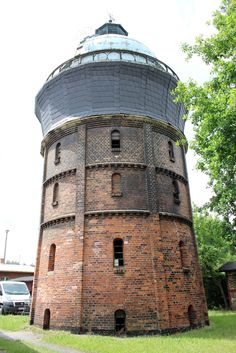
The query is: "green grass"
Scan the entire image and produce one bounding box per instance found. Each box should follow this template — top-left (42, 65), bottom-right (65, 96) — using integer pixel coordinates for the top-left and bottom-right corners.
top-left (0, 311), bottom-right (236, 353)
top-left (0, 338), bottom-right (58, 353)
top-left (0, 315), bottom-right (28, 331)
top-left (43, 311), bottom-right (236, 353)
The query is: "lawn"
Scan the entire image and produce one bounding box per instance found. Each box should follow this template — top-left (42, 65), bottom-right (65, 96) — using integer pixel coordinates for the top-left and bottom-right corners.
top-left (43, 311), bottom-right (236, 353)
top-left (0, 311), bottom-right (235, 353)
top-left (0, 314), bottom-right (28, 331)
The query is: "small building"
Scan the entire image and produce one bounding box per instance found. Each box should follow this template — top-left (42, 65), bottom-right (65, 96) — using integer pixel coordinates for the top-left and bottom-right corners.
top-left (219, 262), bottom-right (236, 310)
top-left (0, 263), bottom-right (34, 295)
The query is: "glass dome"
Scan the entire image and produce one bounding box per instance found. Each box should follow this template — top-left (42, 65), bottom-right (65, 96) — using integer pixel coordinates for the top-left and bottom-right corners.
top-left (76, 34), bottom-right (157, 59)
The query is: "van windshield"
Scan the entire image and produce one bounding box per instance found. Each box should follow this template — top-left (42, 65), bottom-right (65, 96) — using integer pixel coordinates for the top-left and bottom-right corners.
top-left (2, 283), bottom-right (29, 295)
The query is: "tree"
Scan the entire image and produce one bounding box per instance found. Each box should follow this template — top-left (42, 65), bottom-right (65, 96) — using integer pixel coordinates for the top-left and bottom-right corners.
top-left (193, 206), bottom-right (234, 308)
top-left (175, 0), bottom-right (236, 225)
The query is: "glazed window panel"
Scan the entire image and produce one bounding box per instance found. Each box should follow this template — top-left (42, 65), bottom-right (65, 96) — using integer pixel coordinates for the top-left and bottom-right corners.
top-left (111, 130), bottom-right (121, 151)
top-left (54, 143), bottom-right (61, 164)
top-left (114, 239), bottom-right (124, 267)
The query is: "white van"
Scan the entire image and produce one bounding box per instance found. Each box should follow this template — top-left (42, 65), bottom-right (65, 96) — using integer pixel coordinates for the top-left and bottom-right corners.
top-left (0, 281), bottom-right (31, 314)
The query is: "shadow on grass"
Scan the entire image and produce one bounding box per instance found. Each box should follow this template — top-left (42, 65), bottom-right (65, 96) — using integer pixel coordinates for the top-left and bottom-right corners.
top-left (0, 332), bottom-right (38, 353)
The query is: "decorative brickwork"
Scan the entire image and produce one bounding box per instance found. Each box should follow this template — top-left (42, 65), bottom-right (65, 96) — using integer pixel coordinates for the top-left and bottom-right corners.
top-left (32, 24), bottom-right (208, 333)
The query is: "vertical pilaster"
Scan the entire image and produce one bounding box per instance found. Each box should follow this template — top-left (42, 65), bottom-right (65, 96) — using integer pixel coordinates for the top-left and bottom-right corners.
top-left (144, 124), bottom-right (157, 213)
top-left (74, 124), bottom-right (86, 330)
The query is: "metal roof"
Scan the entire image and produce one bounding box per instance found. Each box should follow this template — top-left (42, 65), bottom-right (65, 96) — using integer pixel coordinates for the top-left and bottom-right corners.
top-left (76, 34), bottom-right (156, 58)
top-left (0, 264), bottom-right (35, 273)
top-left (219, 262), bottom-right (236, 272)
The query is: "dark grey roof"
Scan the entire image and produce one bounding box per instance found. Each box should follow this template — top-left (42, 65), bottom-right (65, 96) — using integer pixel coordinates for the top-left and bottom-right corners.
top-left (11, 276), bottom-right (34, 282)
top-left (36, 61), bottom-right (185, 136)
top-left (219, 262), bottom-right (236, 272)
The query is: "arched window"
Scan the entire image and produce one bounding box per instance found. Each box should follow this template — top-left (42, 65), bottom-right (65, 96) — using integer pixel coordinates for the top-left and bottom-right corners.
top-left (114, 239), bottom-right (124, 267)
top-left (111, 130), bottom-right (120, 151)
top-left (173, 180), bottom-right (180, 204)
top-left (168, 141), bottom-right (175, 162)
top-left (112, 173), bottom-right (122, 196)
top-left (48, 244), bottom-right (56, 272)
top-left (115, 309), bottom-right (126, 333)
top-left (188, 305), bottom-right (195, 327)
top-left (52, 183), bottom-right (59, 206)
top-left (43, 308), bottom-right (50, 330)
top-left (54, 143), bottom-right (61, 164)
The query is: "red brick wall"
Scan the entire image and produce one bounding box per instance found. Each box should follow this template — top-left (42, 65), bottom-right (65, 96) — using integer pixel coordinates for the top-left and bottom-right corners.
top-left (31, 116), bottom-right (208, 334)
top-left (85, 167), bottom-right (148, 212)
top-left (43, 174), bottom-right (76, 222)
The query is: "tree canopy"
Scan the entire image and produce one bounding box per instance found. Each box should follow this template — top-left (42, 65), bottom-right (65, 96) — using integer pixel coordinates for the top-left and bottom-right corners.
top-left (175, 0), bottom-right (236, 225)
top-left (193, 206), bottom-right (234, 308)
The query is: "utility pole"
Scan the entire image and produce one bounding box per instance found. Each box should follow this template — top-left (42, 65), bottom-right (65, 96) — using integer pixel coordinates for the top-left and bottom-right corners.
top-left (4, 230), bottom-right (9, 264)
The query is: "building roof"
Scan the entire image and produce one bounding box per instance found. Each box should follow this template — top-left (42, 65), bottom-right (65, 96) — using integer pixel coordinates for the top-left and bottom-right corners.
top-left (11, 276), bottom-right (34, 282)
top-left (219, 262), bottom-right (236, 272)
top-left (0, 264), bottom-right (35, 273)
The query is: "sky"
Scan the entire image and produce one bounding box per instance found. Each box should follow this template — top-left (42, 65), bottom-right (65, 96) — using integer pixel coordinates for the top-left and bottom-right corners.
top-left (0, 0), bottom-right (220, 265)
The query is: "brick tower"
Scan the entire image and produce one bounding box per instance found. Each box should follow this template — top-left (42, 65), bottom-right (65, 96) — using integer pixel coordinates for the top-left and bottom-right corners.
top-left (31, 22), bottom-right (208, 334)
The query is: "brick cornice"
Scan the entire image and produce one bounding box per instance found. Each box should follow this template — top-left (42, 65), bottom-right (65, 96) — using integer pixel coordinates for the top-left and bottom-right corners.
top-left (41, 114), bottom-right (187, 155)
top-left (43, 169), bottom-right (76, 187)
top-left (156, 167), bottom-right (188, 184)
top-left (41, 214), bottom-right (75, 229)
top-left (86, 163), bottom-right (147, 170)
top-left (85, 209), bottom-right (150, 217)
top-left (159, 212), bottom-right (192, 226)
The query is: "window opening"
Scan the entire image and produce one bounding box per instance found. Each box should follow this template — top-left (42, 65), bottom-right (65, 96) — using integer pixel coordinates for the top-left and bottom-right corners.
top-left (114, 239), bottom-right (124, 267)
top-left (111, 130), bottom-right (120, 151)
top-left (52, 183), bottom-right (59, 206)
top-left (112, 173), bottom-right (122, 196)
top-left (188, 305), bottom-right (195, 327)
top-left (168, 141), bottom-right (175, 162)
top-left (173, 180), bottom-right (180, 204)
top-left (43, 308), bottom-right (50, 330)
top-left (48, 244), bottom-right (56, 272)
top-left (115, 309), bottom-right (126, 333)
top-left (54, 143), bottom-right (61, 164)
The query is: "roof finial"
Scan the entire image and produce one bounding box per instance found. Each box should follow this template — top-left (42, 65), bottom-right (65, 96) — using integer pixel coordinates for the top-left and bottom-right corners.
top-left (108, 13), bottom-right (115, 23)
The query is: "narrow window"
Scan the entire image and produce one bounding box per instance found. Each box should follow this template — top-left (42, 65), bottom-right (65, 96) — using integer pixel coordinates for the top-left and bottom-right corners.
top-left (48, 244), bottom-right (56, 271)
top-left (114, 239), bottom-right (124, 267)
top-left (43, 308), bottom-right (50, 330)
top-left (115, 310), bottom-right (126, 333)
top-left (111, 130), bottom-right (120, 151)
top-left (168, 141), bottom-right (175, 162)
top-left (188, 305), bottom-right (195, 327)
top-left (179, 241), bottom-right (185, 268)
top-left (173, 180), bottom-right (180, 204)
top-left (112, 173), bottom-right (122, 196)
top-left (52, 183), bottom-right (59, 206)
top-left (54, 143), bottom-right (61, 164)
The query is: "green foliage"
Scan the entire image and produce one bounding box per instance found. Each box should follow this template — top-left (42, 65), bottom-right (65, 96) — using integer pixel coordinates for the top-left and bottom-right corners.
top-left (193, 206), bottom-right (235, 308)
top-left (175, 0), bottom-right (236, 224)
